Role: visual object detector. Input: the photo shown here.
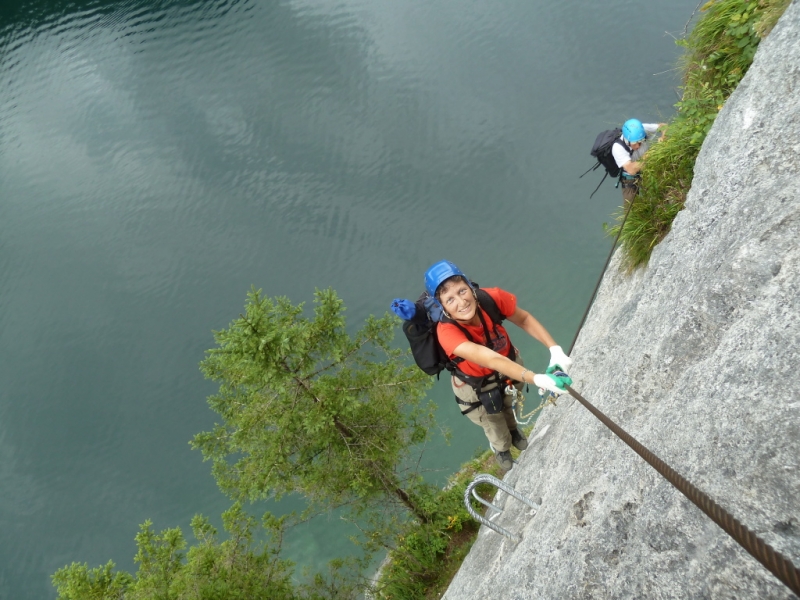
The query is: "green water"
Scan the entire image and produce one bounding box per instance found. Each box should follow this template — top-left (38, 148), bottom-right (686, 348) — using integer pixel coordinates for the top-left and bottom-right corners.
top-left (0, 0), bottom-right (698, 596)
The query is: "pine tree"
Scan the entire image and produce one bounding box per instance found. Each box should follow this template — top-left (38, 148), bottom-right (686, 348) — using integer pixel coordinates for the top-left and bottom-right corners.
top-left (52, 504), bottom-right (300, 600)
top-left (191, 287), bottom-right (434, 522)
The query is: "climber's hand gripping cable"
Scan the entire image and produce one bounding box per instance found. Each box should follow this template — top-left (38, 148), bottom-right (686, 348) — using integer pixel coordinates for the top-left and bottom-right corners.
top-left (533, 370), bottom-right (572, 396)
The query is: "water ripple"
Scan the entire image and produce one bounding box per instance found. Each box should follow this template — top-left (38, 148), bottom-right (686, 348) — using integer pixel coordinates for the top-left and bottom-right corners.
top-left (0, 1), bottom-right (699, 597)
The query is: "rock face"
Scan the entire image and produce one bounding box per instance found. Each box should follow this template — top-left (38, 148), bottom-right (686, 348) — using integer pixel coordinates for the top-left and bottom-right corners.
top-left (443, 3), bottom-right (800, 599)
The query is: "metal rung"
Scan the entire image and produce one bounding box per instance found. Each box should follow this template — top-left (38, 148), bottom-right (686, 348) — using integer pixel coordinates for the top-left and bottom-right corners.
top-left (464, 473), bottom-right (540, 542)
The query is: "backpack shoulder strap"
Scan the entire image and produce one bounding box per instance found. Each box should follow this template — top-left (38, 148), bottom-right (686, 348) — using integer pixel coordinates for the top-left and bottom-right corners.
top-left (439, 315), bottom-right (475, 343)
top-left (439, 285), bottom-right (506, 350)
top-left (475, 288), bottom-right (504, 325)
top-left (613, 137), bottom-right (631, 154)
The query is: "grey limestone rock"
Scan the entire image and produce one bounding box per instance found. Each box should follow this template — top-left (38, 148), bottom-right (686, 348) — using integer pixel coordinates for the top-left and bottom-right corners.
top-left (443, 2), bottom-right (800, 598)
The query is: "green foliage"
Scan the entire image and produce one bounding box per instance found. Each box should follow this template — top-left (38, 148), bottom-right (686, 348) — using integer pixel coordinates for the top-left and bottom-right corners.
top-left (295, 557), bottom-right (367, 600)
top-left (52, 561), bottom-right (133, 600)
top-left (169, 505), bottom-right (297, 600)
top-left (53, 289), bottom-right (443, 599)
top-left (192, 287), bottom-right (433, 521)
top-left (616, 0), bottom-right (790, 269)
top-left (129, 520), bottom-right (185, 599)
top-left (53, 504), bottom-right (307, 600)
top-left (372, 450), bottom-right (506, 600)
top-left (753, 0), bottom-right (791, 37)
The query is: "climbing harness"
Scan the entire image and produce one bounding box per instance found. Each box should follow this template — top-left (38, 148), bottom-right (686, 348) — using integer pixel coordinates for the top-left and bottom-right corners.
top-left (463, 474), bottom-right (540, 543)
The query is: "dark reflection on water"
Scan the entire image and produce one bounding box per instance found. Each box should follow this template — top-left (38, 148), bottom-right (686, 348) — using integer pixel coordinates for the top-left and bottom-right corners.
top-left (1, 0), bottom-right (697, 596)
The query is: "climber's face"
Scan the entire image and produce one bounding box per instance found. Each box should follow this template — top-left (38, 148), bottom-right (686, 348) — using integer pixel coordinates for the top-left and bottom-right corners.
top-left (438, 278), bottom-right (477, 323)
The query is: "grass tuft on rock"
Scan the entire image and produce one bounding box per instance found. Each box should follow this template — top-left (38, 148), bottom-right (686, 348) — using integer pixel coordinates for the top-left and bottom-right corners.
top-left (613, 0), bottom-right (791, 270)
top-left (371, 447), bottom-right (514, 600)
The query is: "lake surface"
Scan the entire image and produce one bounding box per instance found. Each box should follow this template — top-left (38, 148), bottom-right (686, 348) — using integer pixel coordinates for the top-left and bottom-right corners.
top-left (0, 0), bottom-right (699, 596)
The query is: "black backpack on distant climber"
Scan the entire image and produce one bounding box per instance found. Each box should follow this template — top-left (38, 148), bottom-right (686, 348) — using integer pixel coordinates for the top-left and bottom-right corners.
top-left (580, 128), bottom-right (630, 198)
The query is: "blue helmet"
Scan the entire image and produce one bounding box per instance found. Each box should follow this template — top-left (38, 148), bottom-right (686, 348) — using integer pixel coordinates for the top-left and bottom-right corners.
top-left (424, 260), bottom-right (470, 300)
top-left (622, 119), bottom-right (646, 144)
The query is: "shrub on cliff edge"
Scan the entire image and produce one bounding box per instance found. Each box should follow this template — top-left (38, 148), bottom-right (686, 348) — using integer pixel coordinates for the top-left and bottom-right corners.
top-left (614, 0), bottom-right (791, 270)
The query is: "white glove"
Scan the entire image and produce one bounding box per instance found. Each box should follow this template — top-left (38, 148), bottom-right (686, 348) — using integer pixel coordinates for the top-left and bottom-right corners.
top-left (533, 373), bottom-right (569, 396)
top-left (548, 345), bottom-right (573, 372)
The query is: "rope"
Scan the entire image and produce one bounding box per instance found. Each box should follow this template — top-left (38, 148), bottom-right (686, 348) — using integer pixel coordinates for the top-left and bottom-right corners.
top-left (568, 194), bottom-right (636, 355)
top-left (509, 387), bottom-right (558, 426)
top-left (564, 384), bottom-right (800, 596)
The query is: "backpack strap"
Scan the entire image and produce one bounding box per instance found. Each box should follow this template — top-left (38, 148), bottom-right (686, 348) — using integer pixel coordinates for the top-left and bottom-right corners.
top-left (475, 288), bottom-right (504, 325)
top-left (579, 161), bottom-right (602, 179)
top-left (613, 137), bottom-right (631, 154)
top-left (475, 289), bottom-right (515, 362)
top-left (589, 138), bottom-right (632, 198)
top-left (441, 288), bottom-right (517, 392)
top-left (588, 171), bottom-right (609, 199)
top-left (439, 288), bottom-right (504, 347)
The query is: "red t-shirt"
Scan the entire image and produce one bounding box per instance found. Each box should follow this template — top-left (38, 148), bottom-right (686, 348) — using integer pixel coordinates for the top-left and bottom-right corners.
top-left (436, 287), bottom-right (517, 378)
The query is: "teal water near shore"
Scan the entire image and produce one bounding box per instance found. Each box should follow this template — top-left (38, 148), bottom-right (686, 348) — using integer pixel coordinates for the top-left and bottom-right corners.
top-left (0, 1), bottom-right (698, 596)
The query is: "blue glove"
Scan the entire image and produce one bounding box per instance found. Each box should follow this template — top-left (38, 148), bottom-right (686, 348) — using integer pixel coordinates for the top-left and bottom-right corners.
top-left (391, 299), bottom-right (417, 321)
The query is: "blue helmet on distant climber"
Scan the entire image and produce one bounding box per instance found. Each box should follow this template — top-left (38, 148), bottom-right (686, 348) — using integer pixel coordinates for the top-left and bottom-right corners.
top-left (424, 260), bottom-right (471, 301)
top-left (622, 119), bottom-right (647, 144)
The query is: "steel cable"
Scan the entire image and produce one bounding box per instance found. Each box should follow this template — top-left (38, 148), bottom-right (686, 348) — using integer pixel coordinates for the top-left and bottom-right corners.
top-left (564, 384), bottom-right (800, 596)
top-left (568, 192), bottom-right (636, 356)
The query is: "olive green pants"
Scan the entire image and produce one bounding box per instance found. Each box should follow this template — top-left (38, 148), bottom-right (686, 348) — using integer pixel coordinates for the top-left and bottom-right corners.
top-left (451, 354), bottom-right (524, 452)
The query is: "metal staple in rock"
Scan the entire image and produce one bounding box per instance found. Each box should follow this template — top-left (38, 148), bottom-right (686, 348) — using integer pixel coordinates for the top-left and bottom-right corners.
top-left (463, 474), bottom-right (540, 543)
